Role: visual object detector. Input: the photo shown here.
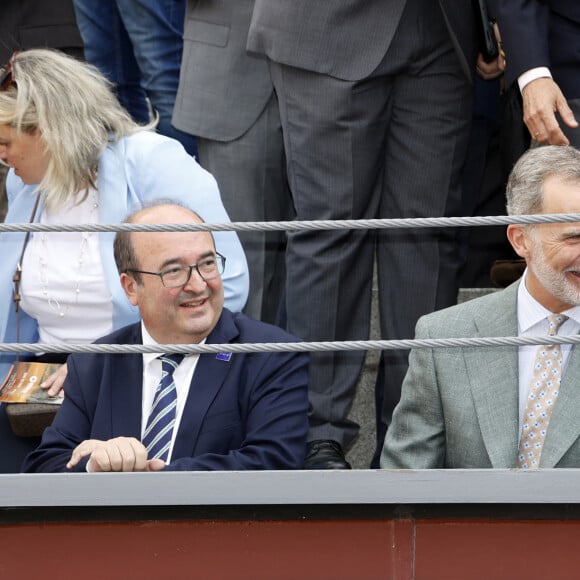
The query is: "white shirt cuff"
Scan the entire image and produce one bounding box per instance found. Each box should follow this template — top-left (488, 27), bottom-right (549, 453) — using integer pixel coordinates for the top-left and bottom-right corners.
top-left (518, 67), bottom-right (552, 93)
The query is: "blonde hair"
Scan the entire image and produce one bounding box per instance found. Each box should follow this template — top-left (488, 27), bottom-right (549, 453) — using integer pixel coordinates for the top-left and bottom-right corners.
top-left (0, 49), bottom-right (157, 209)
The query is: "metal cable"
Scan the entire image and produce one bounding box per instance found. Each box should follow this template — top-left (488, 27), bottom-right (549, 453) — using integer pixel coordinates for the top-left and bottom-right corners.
top-left (2, 334), bottom-right (580, 355)
top-left (1, 213), bottom-right (580, 233)
top-left (3, 213), bottom-right (578, 355)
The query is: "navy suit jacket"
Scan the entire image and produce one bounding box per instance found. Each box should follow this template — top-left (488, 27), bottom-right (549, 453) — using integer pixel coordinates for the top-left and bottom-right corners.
top-left (22, 309), bottom-right (309, 472)
top-left (490, 0), bottom-right (580, 98)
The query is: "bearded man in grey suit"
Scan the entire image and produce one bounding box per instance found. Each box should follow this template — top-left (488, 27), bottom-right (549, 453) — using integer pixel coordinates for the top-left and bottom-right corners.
top-left (247, 0), bottom-right (478, 467)
top-left (172, 0), bottom-right (293, 324)
top-left (382, 146), bottom-right (580, 469)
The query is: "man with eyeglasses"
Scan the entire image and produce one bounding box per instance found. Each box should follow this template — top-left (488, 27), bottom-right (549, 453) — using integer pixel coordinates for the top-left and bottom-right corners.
top-left (23, 203), bottom-right (309, 473)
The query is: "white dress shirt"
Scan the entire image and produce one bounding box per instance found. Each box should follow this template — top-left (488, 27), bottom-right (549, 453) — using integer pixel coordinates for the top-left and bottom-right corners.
top-left (518, 67), bottom-right (552, 93)
top-left (517, 271), bottom-right (580, 429)
top-left (141, 323), bottom-right (202, 463)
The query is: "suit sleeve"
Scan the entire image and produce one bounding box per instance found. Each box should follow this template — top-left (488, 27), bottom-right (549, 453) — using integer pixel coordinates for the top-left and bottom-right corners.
top-left (380, 316), bottom-right (447, 469)
top-left (21, 356), bottom-right (94, 473)
top-left (490, 0), bottom-right (551, 87)
top-left (165, 351), bottom-right (310, 471)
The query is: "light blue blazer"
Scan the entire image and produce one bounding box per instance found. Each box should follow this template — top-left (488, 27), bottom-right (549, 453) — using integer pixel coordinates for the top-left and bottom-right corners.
top-left (0, 131), bottom-right (249, 379)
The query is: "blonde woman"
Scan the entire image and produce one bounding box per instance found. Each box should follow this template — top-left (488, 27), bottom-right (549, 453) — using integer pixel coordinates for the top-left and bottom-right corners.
top-left (0, 50), bottom-right (249, 462)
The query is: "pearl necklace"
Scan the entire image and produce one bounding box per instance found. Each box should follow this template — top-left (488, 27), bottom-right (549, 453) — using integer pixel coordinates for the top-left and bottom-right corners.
top-left (37, 190), bottom-right (99, 318)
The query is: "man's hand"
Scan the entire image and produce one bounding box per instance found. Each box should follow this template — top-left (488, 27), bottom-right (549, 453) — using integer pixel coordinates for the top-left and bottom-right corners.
top-left (522, 77), bottom-right (579, 145)
top-left (476, 23), bottom-right (505, 81)
top-left (66, 437), bottom-right (166, 472)
top-left (475, 52), bottom-right (504, 81)
top-left (41, 363), bottom-right (68, 398)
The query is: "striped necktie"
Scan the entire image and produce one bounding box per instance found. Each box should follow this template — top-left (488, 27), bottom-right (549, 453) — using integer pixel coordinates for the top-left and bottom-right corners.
top-left (142, 354), bottom-right (184, 462)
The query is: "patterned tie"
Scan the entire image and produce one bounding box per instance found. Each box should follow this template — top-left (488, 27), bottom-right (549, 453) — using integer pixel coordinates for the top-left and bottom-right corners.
top-left (517, 314), bottom-right (569, 469)
top-left (142, 354), bottom-right (184, 462)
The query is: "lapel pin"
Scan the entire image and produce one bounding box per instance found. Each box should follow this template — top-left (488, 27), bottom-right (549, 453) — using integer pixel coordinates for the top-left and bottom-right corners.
top-left (216, 352), bottom-right (232, 362)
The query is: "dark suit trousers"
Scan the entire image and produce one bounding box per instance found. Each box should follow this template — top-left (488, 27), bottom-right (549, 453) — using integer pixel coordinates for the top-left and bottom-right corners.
top-left (0, 405), bottom-right (40, 473)
top-left (269, 0), bottom-right (473, 450)
top-left (197, 93), bottom-right (293, 324)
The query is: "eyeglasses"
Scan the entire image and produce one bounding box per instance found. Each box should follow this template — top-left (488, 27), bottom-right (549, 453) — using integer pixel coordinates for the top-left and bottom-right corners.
top-left (125, 253), bottom-right (226, 288)
top-left (0, 52), bottom-right (18, 91)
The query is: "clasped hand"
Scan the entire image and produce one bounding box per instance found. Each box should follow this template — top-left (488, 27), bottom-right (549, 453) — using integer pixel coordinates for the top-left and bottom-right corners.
top-left (67, 437), bottom-right (166, 472)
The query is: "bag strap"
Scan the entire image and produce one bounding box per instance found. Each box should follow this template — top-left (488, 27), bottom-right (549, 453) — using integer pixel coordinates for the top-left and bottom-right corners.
top-left (13, 194), bottom-right (41, 359)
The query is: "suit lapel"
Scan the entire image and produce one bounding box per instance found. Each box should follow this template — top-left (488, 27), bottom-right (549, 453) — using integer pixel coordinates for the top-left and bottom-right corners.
top-left (465, 284), bottom-right (520, 467)
top-left (109, 325), bottom-right (143, 439)
top-left (541, 342), bottom-right (580, 467)
top-left (172, 312), bottom-right (239, 459)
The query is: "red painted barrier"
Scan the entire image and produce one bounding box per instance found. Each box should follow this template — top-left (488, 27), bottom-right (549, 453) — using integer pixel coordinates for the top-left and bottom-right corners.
top-left (1, 513), bottom-right (579, 579)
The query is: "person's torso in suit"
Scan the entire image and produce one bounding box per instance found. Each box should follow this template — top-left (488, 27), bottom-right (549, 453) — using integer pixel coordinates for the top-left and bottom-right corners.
top-left (0, 0), bottom-right (83, 63)
top-left (22, 310), bottom-right (310, 472)
top-left (174, 0), bottom-right (273, 141)
top-left (382, 282), bottom-right (580, 469)
top-left (247, 0), bottom-right (476, 82)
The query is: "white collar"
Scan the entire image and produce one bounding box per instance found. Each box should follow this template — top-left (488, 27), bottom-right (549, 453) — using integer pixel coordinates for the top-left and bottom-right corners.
top-left (517, 269), bottom-right (580, 333)
top-left (140, 321), bottom-right (205, 365)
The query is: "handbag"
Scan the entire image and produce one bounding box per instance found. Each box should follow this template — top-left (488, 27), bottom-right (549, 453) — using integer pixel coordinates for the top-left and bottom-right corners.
top-left (5, 402), bottom-right (59, 437)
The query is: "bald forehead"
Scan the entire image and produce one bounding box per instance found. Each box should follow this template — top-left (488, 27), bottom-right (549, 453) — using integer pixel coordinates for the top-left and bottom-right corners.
top-left (128, 205), bottom-right (216, 261)
top-left (129, 204), bottom-right (202, 224)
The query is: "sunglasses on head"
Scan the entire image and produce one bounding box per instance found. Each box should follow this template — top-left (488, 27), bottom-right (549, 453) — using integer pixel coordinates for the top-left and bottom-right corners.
top-left (0, 52), bottom-right (18, 91)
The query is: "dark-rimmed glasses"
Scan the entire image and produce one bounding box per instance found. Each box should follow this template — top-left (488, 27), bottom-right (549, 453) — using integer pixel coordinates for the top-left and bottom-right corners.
top-left (0, 52), bottom-right (18, 91)
top-left (125, 253), bottom-right (226, 288)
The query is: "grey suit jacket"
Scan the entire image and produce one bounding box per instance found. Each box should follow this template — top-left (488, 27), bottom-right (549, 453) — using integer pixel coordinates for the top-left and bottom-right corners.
top-left (381, 281), bottom-right (580, 469)
top-left (247, 0), bottom-right (476, 81)
top-left (173, 0), bottom-right (273, 141)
